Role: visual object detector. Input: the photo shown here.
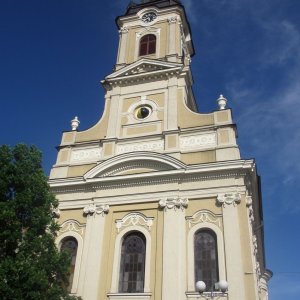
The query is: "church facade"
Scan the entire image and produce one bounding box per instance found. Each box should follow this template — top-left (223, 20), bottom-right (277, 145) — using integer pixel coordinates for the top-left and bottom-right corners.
top-left (49, 1), bottom-right (272, 299)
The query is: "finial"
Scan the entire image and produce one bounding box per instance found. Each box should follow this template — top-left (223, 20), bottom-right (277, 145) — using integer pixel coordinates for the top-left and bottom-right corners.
top-left (217, 94), bottom-right (227, 110)
top-left (71, 116), bottom-right (80, 131)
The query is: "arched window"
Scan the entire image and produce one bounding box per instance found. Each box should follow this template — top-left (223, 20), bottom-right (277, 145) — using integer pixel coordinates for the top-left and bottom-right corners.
top-left (139, 34), bottom-right (156, 56)
top-left (119, 231), bottom-right (146, 293)
top-left (61, 237), bottom-right (78, 292)
top-left (194, 229), bottom-right (219, 291)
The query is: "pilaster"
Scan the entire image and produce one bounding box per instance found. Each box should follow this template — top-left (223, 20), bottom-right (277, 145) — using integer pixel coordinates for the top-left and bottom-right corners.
top-left (166, 76), bottom-right (178, 130)
top-left (217, 193), bottom-right (246, 299)
top-left (159, 197), bottom-right (188, 300)
top-left (116, 26), bottom-right (129, 68)
top-left (81, 204), bottom-right (110, 300)
top-left (167, 16), bottom-right (178, 62)
top-left (106, 90), bottom-right (121, 138)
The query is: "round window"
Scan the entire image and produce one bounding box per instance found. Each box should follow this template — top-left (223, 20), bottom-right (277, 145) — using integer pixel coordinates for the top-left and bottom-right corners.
top-left (135, 105), bottom-right (152, 120)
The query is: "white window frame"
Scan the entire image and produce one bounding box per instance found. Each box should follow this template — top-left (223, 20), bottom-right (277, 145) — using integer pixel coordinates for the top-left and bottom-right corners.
top-left (135, 28), bottom-right (161, 61)
top-left (110, 226), bottom-right (152, 294)
top-left (187, 222), bottom-right (226, 291)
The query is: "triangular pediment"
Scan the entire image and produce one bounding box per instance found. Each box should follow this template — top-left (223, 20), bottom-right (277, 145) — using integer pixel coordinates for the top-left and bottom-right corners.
top-left (106, 59), bottom-right (183, 80)
top-left (84, 152), bottom-right (186, 180)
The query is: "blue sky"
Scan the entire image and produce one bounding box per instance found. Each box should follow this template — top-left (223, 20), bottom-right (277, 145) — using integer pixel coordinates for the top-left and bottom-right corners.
top-left (0, 0), bottom-right (299, 298)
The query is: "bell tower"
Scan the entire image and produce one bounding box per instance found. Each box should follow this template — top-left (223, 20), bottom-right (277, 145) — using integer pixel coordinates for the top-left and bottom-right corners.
top-left (116, 0), bottom-right (194, 69)
top-left (49, 1), bottom-right (272, 300)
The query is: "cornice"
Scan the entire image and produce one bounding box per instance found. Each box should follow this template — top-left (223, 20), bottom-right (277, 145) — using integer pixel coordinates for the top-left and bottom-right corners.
top-left (49, 159), bottom-right (256, 194)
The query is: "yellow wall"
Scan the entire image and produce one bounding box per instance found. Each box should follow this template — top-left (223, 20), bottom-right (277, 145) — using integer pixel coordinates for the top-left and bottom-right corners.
top-left (98, 202), bottom-right (163, 300)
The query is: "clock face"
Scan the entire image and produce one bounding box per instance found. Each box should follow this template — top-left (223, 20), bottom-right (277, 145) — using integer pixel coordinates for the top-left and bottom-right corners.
top-left (141, 12), bottom-right (157, 23)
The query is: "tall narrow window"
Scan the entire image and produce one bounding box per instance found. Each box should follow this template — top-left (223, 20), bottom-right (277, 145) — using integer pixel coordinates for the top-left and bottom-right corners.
top-left (119, 231), bottom-right (146, 293)
top-left (61, 237), bottom-right (78, 292)
top-left (194, 229), bottom-right (219, 291)
top-left (139, 34), bottom-right (156, 56)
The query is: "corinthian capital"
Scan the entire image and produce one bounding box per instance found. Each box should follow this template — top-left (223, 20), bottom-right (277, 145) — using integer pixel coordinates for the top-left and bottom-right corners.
top-left (168, 16), bottom-right (178, 24)
top-left (119, 26), bottom-right (129, 34)
top-left (83, 203), bottom-right (109, 216)
top-left (217, 193), bottom-right (241, 207)
top-left (159, 197), bottom-right (188, 210)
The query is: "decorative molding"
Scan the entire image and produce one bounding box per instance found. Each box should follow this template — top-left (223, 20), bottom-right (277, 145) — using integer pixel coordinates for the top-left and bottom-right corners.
top-left (70, 148), bottom-right (102, 162)
top-left (159, 197), bottom-right (188, 210)
top-left (168, 16), bottom-right (178, 24)
top-left (119, 26), bottom-right (129, 33)
top-left (186, 210), bottom-right (221, 228)
top-left (136, 27), bottom-right (160, 39)
top-left (83, 203), bottom-right (109, 216)
top-left (107, 293), bottom-right (151, 300)
top-left (52, 207), bottom-right (60, 218)
top-left (116, 140), bottom-right (164, 154)
top-left (121, 64), bottom-right (165, 76)
top-left (99, 161), bottom-right (167, 177)
top-left (253, 234), bottom-right (258, 257)
top-left (246, 195), bottom-right (255, 224)
top-left (59, 220), bottom-right (85, 236)
top-left (180, 133), bottom-right (216, 150)
top-left (217, 193), bottom-right (241, 207)
top-left (115, 212), bottom-right (154, 232)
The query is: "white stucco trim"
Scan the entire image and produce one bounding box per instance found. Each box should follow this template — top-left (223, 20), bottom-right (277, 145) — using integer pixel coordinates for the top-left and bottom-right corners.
top-left (84, 151), bottom-right (186, 180)
top-left (56, 231), bottom-right (84, 294)
top-left (186, 218), bottom-right (226, 291)
top-left (110, 225), bottom-right (152, 294)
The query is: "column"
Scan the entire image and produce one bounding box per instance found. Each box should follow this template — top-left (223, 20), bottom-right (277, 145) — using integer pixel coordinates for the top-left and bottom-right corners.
top-left (159, 197), bottom-right (188, 300)
top-left (81, 204), bottom-right (109, 300)
top-left (217, 193), bottom-right (246, 299)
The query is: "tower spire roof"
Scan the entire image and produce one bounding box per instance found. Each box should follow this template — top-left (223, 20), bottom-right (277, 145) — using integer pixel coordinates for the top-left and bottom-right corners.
top-left (125, 0), bottom-right (182, 15)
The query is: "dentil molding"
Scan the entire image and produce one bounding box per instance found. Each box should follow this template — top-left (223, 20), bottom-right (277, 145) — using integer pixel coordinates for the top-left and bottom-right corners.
top-left (159, 197), bottom-right (188, 210)
top-left (115, 212), bottom-right (154, 232)
top-left (217, 193), bottom-right (241, 207)
top-left (83, 203), bottom-right (110, 216)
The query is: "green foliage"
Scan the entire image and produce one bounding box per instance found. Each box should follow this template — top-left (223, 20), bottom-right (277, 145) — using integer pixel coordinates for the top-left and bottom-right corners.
top-left (0, 144), bottom-right (81, 300)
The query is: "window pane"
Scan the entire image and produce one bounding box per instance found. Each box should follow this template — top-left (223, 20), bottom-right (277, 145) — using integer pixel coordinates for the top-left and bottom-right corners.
top-left (139, 43), bottom-right (148, 56)
top-left (148, 40), bottom-right (156, 54)
top-left (139, 34), bottom-right (156, 56)
top-left (61, 237), bottom-right (78, 292)
top-left (194, 230), bottom-right (219, 291)
top-left (119, 232), bottom-right (146, 293)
